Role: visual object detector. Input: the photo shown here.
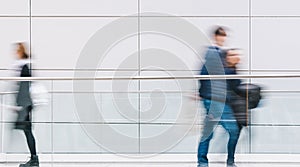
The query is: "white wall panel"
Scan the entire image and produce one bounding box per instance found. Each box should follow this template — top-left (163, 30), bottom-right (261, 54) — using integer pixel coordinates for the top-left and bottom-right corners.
top-left (140, 0), bottom-right (249, 16)
top-left (252, 18), bottom-right (300, 70)
top-left (252, 93), bottom-right (300, 125)
top-left (32, 0), bottom-right (138, 16)
top-left (53, 124), bottom-right (101, 153)
top-left (251, 126), bottom-right (300, 153)
top-left (31, 18), bottom-right (138, 69)
top-left (252, 72), bottom-right (300, 91)
top-left (52, 93), bottom-right (139, 123)
top-left (0, 0), bottom-right (29, 16)
top-left (252, 0), bottom-right (300, 16)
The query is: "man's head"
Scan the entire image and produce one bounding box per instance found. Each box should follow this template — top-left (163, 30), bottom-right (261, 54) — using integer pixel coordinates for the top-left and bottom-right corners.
top-left (213, 27), bottom-right (227, 47)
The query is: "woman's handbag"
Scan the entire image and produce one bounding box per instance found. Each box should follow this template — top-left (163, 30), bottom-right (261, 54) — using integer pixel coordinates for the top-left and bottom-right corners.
top-left (30, 82), bottom-right (49, 106)
top-left (230, 83), bottom-right (262, 127)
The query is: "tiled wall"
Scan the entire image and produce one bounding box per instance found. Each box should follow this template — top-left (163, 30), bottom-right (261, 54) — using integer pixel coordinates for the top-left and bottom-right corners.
top-left (0, 0), bottom-right (300, 155)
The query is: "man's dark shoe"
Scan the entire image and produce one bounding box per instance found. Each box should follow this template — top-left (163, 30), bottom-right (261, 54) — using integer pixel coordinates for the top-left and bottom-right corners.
top-left (227, 162), bottom-right (238, 167)
top-left (197, 163), bottom-right (209, 167)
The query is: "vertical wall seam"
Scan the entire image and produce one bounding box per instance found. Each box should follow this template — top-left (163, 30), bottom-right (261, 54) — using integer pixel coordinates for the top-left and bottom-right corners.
top-left (137, 0), bottom-right (141, 154)
top-left (249, 0), bottom-right (253, 154)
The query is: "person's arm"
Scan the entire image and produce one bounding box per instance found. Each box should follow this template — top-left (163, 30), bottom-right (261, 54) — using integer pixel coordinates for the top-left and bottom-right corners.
top-left (204, 48), bottom-right (225, 75)
top-left (226, 55), bottom-right (240, 67)
top-left (224, 49), bottom-right (242, 75)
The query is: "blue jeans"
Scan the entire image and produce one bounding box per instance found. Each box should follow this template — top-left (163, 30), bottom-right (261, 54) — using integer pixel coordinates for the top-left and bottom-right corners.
top-left (197, 99), bottom-right (241, 165)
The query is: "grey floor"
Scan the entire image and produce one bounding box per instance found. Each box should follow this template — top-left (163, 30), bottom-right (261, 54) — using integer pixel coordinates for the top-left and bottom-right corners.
top-left (2, 163), bottom-right (300, 167)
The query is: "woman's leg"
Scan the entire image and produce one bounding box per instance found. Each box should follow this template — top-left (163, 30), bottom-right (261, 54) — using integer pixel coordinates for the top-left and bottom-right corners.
top-left (19, 106), bottom-right (39, 166)
top-left (220, 104), bottom-right (241, 165)
top-left (24, 129), bottom-right (36, 156)
top-left (20, 129), bottom-right (39, 166)
top-left (23, 106), bottom-right (37, 156)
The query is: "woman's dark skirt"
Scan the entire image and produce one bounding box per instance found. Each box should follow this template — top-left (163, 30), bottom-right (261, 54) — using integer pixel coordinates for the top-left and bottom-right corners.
top-left (15, 105), bottom-right (33, 130)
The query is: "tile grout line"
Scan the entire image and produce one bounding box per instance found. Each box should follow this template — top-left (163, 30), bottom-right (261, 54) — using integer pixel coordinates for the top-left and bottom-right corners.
top-left (249, 0), bottom-right (253, 154)
top-left (1, 95), bottom-right (3, 154)
top-left (2, 15), bottom-right (300, 18)
top-left (138, 0), bottom-right (141, 154)
top-left (29, 0), bottom-right (32, 70)
top-left (51, 80), bottom-right (54, 166)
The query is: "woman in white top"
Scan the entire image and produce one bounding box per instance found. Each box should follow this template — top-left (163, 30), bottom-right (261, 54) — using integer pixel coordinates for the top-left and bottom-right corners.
top-left (13, 43), bottom-right (39, 167)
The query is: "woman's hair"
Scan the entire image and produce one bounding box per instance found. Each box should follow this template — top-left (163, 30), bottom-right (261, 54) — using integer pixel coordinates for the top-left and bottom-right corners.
top-left (16, 42), bottom-right (29, 59)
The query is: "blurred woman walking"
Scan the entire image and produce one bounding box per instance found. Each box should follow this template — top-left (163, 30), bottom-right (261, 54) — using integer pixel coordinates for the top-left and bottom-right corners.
top-left (13, 43), bottom-right (39, 167)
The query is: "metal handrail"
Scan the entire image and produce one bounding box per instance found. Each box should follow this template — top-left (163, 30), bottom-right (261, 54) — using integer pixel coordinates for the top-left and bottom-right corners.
top-left (0, 74), bottom-right (300, 81)
top-left (2, 68), bottom-right (300, 72)
top-left (0, 90), bottom-right (298, 95)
